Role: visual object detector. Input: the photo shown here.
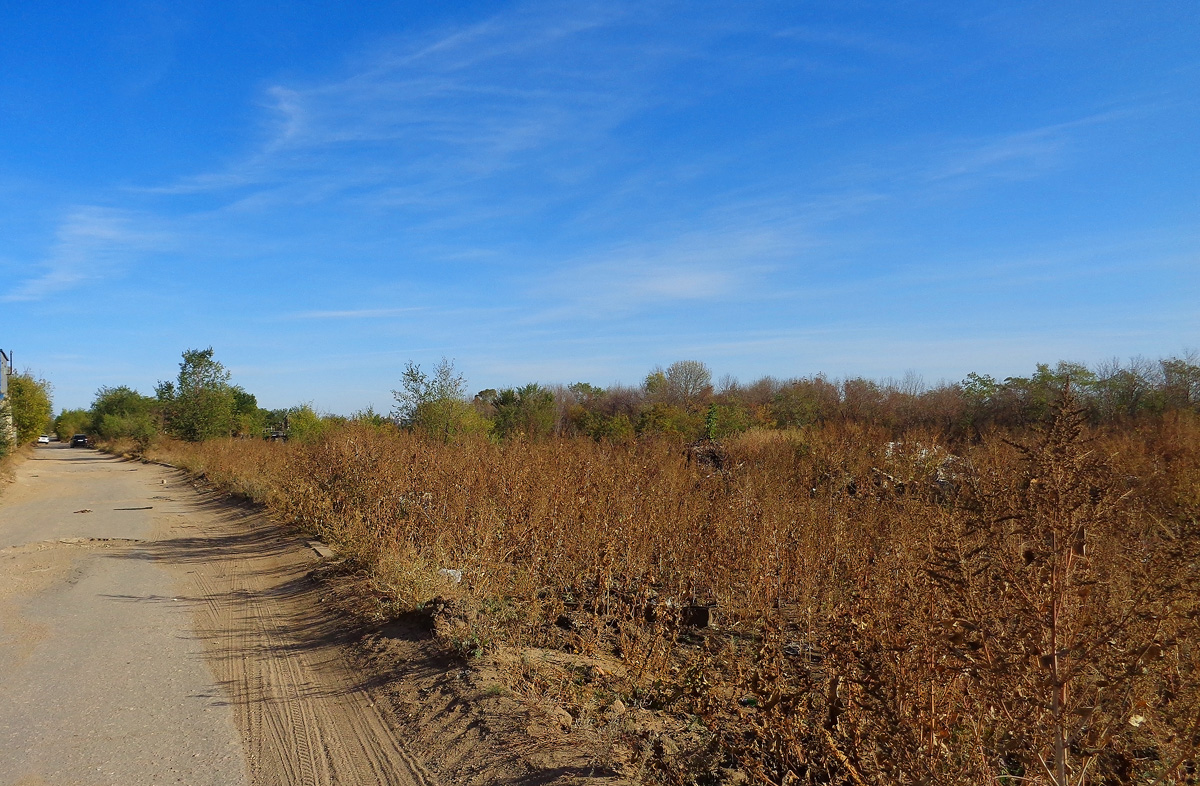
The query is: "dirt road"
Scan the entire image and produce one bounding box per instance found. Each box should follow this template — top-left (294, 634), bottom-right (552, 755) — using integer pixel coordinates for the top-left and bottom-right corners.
top-left (0, 444), bottom-right (437, 786)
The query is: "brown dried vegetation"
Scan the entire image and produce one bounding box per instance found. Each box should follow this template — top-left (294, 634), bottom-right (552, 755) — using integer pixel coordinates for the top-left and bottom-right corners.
top-left (149, 391), bottom-right (1200, 785)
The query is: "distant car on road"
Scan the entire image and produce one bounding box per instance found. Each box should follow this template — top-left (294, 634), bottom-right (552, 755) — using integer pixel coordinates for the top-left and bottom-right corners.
top-left (38, 435), bottom-right (50, 444)
top-left (70, 434), bottom-right (90, 448)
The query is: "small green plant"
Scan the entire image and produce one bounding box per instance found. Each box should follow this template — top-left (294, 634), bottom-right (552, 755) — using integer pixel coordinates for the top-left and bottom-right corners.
top-left (452, 633), bottom-right (490, 659)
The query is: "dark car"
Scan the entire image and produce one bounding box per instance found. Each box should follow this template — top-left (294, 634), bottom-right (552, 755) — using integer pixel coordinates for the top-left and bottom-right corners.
top-left (70, 434), bottom-right (90, 448)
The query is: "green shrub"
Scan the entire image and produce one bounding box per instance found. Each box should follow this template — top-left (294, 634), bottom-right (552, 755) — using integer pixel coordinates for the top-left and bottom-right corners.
top-left (7, 374), bottom-right (52, 444)
top-left (636, 402), bottom-right (703, 441)
top-left (54, 409), bottom-right (92, 442)
top-left (286, 404), bottom-right (330, 444)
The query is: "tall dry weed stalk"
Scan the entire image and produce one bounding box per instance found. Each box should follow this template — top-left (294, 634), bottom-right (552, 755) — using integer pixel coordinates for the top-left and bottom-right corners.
top-left (928, 391), bottom-right (1199, 785)
top-left (149, 401), bottom-right (1199, 785)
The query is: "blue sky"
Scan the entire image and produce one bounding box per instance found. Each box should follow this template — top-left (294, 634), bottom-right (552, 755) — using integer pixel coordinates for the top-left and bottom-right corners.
top-left (2, 1), bottom-right (1197, 414)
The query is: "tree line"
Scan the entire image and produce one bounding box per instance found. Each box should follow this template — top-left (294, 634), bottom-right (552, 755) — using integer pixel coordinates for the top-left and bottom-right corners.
top-left (54, 347), bottom-right (383, 448)
top-left (56, 348), bottom-right (287, 448)
top-left (44, 348), bottom-right (1200, 450)
top-left (400, 354), bottom-right (1200, 446)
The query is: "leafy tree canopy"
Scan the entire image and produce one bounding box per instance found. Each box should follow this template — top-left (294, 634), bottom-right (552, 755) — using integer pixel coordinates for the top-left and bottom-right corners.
top-left (286, 403), bottom-right (328, 444)
top-left (91, 385), bottom-right (159, 447)
top-left (392, 358), bottom-right (490, 441)
top-left (6, 373), bottom-right (53, 445)
top-left (53, 409), bottom-right (92, 442)
top-left (490, 383), bottom-right (556, 440)
top-left (156, 347), bottom-right (236, 442)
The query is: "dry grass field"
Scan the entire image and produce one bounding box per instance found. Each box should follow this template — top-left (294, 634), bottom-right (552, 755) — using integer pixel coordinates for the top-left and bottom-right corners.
top-left (140, 396), bottom-right (1200, 785)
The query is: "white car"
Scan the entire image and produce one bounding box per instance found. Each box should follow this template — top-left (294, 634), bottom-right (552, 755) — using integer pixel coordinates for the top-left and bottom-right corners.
top-left (37, 435), bottom-right (50, 444)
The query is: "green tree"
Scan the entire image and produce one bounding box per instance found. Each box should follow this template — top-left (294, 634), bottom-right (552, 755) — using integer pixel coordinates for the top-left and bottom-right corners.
top-left (349, 405), bottom-right (390, 428)
top-left (0, 400), bottom-right (9, 457)
top-left (772, 377), bottom-right (839, 428)
top-left (568, 382), bottom-right (604, 401)
top-left (705, 402), bottom-right (752, 439)
top-left (483, 383), bottom-right (557, 439)
top-left (1161, 355), bottom-right (1200, 411)
top-left (53, 409), bottom-right (93, 442)
top-left (642, 368), bottom-right (668, 398)
top-left (959, 372), bottom-right (1002, 432)
top-left (263, 408), bottom-right (290, 436)
top-left (156, 348), bottom-right (236, 441)
top-left (231, 387), bottom-right (265, 437)
top-left (7, 373), bottom-right (53, 444)
top-left (961, 372), bottom-right (1000, 406)
top-left (392, 358), bottom-right (490, 441)
top-left (92, 386), bottom-right (150, 423)
top-left (91, 385), bottom-right (159, 449)
top-left (285, 404), bottom-right (328, 444)
top-left (1003, 362), bottom-right (1097, 424)
top-left (636, 402), bottom-right (703, 441)
top-left (571, 410), bottom-right (634, 443)
top-left (1092, 363), bottom-right (1155, 420)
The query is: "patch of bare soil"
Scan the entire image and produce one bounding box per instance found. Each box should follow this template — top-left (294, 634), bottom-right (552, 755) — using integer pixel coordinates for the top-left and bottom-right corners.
top-left (316, 568), bottom-right (638, 786)
top-left (149, 486), bottom-right (437, 786)
top-left (0, 444), bottom-right (32, 498)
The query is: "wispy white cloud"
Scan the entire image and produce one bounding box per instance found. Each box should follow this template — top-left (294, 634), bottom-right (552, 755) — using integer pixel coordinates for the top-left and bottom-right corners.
top-left (150, 7), bottom-right (654, 200)
top-left (813, 106), bottom-right (1148, 217)
top-left (3, 207), bottom-right (167, 302)
top-left (132, 4), bottom-right (1150, 283)
top-left (924, 109), bottom-right (1135, 184)
top-left (529, 212), bottom-right (810, 320)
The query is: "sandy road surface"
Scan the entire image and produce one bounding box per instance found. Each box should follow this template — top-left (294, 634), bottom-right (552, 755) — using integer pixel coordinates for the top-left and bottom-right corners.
top-left (0, 445), bottom-right (437, 786)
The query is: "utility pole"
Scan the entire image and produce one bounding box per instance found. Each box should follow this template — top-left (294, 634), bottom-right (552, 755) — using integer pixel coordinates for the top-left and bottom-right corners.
top-left (0, 349), bottom-right (13, 444)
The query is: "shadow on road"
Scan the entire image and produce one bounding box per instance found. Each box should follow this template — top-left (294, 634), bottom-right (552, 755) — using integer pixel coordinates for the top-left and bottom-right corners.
top-left (99, 487), bottom-right (438, 704)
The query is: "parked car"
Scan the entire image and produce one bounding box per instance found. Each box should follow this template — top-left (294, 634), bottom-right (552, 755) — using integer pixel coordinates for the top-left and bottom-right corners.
top-left (37, 435), bottom-right (50, 444)
top-left (70, 434), bottom-right (90, 448)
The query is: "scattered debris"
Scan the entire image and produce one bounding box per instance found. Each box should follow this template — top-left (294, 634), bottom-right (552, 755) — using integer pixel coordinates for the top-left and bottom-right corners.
top-left (308, 540), bottom-right (337, 559)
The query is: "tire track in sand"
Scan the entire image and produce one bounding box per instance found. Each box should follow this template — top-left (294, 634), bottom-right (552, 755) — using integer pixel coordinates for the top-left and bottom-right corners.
top-left (154, 500), bottom-right (439, 786)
